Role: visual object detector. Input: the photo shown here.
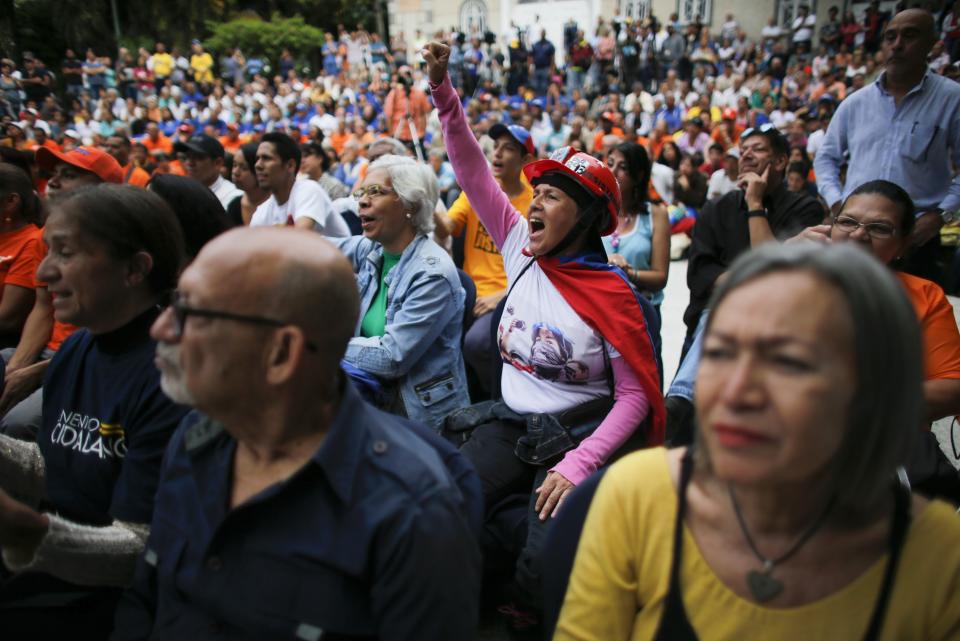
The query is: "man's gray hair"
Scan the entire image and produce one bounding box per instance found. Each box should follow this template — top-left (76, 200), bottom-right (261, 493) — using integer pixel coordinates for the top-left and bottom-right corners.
top-left (368, 154), bottom-right (437, 235)
top-left (699, 243), bottom-right (923, 519)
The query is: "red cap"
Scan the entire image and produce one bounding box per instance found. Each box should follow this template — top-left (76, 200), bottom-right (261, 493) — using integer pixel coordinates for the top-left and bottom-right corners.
top-left (178, 123), bottom-right (194, 134)
top-left (601, 111), bottom-right (618, 121)
top-left (523, 146), bottom-right (621, 236)
top-left (35, 146), bottom-right (123, 184)
top-left (722, 107), bottom-right (737, 120)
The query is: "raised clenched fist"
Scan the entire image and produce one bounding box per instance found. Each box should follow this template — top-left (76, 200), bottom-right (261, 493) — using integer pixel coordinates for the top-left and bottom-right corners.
top-left (420, 42), bottom-right (451, 86)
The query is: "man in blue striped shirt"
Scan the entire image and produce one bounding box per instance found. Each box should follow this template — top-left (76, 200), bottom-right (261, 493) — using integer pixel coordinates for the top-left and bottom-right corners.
top-left (815, 9), bottom-right (960, 282)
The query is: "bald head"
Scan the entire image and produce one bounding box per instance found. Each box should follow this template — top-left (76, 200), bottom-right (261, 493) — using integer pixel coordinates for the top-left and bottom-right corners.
top-left (189, 227), bottom-right (359, 369)
top-left (883, 9), bottom-right (937, 76)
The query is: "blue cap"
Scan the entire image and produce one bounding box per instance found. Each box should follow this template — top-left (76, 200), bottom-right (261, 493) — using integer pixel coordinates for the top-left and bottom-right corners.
top-left (488, 123), bottom-right (535, 155)
top-left (530, 97), bottom-right (546, 110)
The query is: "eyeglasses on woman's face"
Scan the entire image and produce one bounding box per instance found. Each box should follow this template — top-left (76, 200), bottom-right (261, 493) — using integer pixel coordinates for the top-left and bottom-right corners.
top-left (832, 215), bottom-right (898, 240)
top-left (352, 184), bottom-right (396, 200)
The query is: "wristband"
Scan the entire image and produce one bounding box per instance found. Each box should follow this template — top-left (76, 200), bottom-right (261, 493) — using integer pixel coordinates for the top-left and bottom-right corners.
top-left (746, 209), bottom-right (768, 219)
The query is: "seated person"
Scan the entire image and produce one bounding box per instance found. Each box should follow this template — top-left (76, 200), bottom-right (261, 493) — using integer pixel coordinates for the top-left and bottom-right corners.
top-left (0, 185), bottom-right (189, 640)
top-left (115, 227), bottom-right (481, 640)
top-left (556, 242), bottom-right (960, 640)
top-left (425, 42), bottom-right (664, 623)
top-left (334, 154), bottom-right (470, 431)
top-left (0, 165), bottom-right (45, 348)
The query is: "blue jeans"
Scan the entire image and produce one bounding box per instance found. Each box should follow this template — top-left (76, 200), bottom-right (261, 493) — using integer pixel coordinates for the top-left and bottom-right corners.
top-left (533, 67), bottom-right (551, 95)
top-left (667, 311), bottom-right (708, 401)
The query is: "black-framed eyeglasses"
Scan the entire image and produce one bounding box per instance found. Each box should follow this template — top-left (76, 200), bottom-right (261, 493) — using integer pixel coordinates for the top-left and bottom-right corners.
top-left (832, 215), bottom-right (898, 240)
top-left (168, 291), bottom-right (318, 352)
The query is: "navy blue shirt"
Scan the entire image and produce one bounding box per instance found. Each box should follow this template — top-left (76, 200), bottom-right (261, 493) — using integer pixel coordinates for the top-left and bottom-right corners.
top-left (113, 381), bottom-right (481, 641)
top-left (532, 39), bottom-right (556, 69)
top-left (39, 307), bottom-right (189, 526)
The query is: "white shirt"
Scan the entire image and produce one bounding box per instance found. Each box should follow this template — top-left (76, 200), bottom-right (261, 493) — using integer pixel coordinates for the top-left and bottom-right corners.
top-left (308, 112), bottom-right (339, 137)
top-left (498, 221), bottom-right (620, 414)
top-left (209, 175), bottom-right (243, 211)
top-left (707, 169), bottom-right (739, 201)
top-left (792, 15), bottom-right (817, 42)
top-left (806, 128), bottom-right (827, 158)
top-left (250, 178), bottom-right (350, 237)
top-left (651, 163), bottom-right (675, 205)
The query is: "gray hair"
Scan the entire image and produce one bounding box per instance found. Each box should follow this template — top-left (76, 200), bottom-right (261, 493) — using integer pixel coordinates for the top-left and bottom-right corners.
top-left (368, 154), bottom-right (437, 235)
top-left (367, 137), bottom-right (408, 158)
top-left (698, 243), bottom-right (923, 519)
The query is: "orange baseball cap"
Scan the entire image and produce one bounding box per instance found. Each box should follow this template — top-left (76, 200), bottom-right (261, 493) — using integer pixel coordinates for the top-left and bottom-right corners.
top-left (35, 146), bottom-right (123, 184)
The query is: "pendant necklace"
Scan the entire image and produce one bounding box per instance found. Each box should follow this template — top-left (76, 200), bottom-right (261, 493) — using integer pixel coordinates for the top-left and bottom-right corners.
top-left (728, 486), bottom-right (836, 603)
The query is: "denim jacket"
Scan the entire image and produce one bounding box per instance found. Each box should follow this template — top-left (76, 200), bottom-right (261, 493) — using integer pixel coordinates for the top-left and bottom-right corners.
top-left (334, 234), bottom-right (469, 431)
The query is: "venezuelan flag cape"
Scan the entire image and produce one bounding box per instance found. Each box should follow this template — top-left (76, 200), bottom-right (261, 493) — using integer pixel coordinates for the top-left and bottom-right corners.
top-left (536, 252), bottom-right (666, 445)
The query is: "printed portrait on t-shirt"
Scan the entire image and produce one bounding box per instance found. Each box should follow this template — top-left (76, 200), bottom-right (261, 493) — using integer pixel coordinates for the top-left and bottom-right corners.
top-left (499, 313), bottom-right (591, 383)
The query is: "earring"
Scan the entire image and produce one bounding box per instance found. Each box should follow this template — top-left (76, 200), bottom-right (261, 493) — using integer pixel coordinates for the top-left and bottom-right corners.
top-left (406, 213), bottom-right (412, 219)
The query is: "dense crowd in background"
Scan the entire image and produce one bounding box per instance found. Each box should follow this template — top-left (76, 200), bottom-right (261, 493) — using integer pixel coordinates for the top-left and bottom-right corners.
top-left (0, 3), bottom-right (957, 231)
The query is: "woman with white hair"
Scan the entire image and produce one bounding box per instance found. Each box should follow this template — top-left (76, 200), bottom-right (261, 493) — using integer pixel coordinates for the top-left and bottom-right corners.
top-left (334, 154), bottom-right (469, 430)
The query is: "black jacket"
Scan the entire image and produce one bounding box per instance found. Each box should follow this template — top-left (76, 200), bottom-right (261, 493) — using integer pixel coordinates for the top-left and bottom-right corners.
top-left (683, 182), bottom-right (825, 337)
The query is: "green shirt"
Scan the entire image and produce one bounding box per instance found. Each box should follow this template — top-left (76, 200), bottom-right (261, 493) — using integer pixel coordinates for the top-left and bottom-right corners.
top-left (360, 251), bottom-right (402, 338)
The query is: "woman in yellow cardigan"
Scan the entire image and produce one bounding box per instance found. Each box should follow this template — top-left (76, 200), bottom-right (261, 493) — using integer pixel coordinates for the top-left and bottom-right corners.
top-left (555, 243), bottom-right (960, 641)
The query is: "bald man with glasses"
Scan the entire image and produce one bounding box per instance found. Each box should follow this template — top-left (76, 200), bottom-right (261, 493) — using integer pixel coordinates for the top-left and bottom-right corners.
top-left (113, 227), bottom-right (481, 641)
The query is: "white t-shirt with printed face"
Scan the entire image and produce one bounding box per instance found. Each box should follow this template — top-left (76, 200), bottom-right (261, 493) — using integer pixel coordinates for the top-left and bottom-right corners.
top-left (250, 177), bottom-right (350, 237)
top-left (497, 219), bottom-right (619, 415)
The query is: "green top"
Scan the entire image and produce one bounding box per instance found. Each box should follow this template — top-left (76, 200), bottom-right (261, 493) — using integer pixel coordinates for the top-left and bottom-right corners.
top-left (360, 251), bottom-right (403, 338)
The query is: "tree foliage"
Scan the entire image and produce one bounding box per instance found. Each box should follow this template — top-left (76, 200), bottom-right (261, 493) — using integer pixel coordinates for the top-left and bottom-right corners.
top-left (5, 0), bottom-right (382, 65)
top-left (205, 13), bottom-right (324, 61)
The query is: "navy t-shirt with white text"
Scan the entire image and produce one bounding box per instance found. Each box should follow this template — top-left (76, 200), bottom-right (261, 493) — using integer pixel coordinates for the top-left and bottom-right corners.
top-left (38, 307), bottom-right (188, 526)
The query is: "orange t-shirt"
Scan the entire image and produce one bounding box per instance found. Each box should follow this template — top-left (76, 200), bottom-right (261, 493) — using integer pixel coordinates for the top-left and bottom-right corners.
top-left (219, 134), bottom-right (246, 153)
top-left (896, 272), bottom-right (960, 381)
top-left (0, 225), bottom-right (44, 294)
top-left (141, 134), bottom-right (173, 155)
top-left (329, 132), bottom-right (350, 156)
top-left (123, 164), bottom-right (151, 188)
top-left (593, 127), bottom-right (625, 153)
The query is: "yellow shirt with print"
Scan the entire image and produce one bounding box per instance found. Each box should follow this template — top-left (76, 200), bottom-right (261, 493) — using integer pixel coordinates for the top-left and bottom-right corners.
top-left (448, 178), bottom-right (532, 299)
top-left (190, 52), bottom-right (214, 84)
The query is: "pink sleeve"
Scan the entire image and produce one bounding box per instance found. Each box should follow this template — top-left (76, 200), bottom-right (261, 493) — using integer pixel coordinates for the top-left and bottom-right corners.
top-left (430, 75), bottom-right (521, 248)
top-left (550, 357), bottom-right (650, 486)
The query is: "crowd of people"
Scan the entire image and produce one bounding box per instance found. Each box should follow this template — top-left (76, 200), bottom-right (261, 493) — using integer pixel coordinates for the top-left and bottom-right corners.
top-left (0, 3), bottom-right (959, 641)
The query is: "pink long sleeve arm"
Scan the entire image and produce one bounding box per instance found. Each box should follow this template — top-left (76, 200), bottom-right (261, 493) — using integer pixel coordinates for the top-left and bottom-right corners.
top-left (550, 357), bottom-right (650, 486)
top-left (430, 75), bottom-right (521, 248)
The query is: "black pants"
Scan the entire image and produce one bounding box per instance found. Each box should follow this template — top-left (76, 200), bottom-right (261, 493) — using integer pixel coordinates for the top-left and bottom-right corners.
top-left (460, 419), bottom-right (551, 607)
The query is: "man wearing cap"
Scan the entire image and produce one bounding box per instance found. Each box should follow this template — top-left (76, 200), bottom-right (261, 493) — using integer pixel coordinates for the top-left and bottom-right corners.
top-left (104, 135), bottom-right (151, 189)
top-left (252, 132), bottom-right (349, 236)
top-left (682, 125), bottom-right (823, 351)
top-left (0, 146), bottom-right (124, 439)
top-left (174, 134), bottom-right (243, 210)
top-left (815, 8), bottom-right (960, 283)
top-left (37, 145), bottom-right (123, 196)
top-left (711, 107), bottom-right (742, 147)
top-left (707, 146), bottom-right (740, 200)
top-left (218, 123), bottom-right (245, 154)
top-left (434, 124), bottom-right (534, 391)
top-left (592, 113), bottom-right (625, 155)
